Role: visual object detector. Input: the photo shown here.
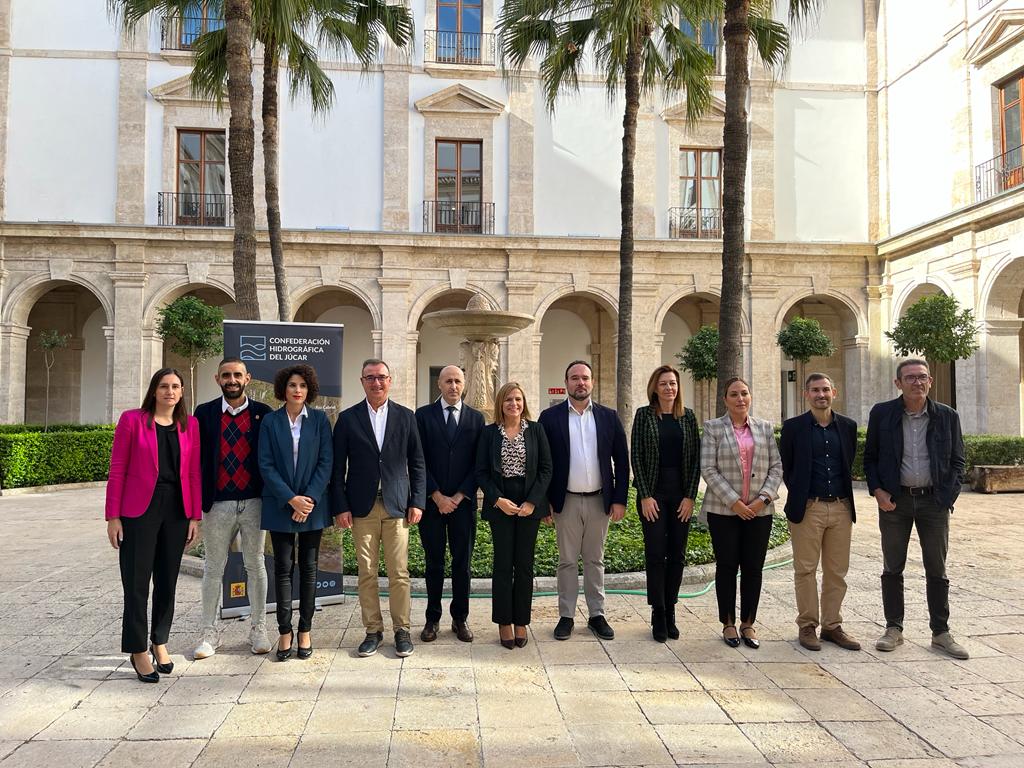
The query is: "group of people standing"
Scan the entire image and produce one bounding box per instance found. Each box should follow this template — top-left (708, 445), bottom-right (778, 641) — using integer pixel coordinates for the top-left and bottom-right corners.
top-left (104, 353), bottom-right (968, 683)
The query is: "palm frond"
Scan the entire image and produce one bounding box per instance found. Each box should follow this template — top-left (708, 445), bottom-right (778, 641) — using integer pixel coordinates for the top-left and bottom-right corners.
top-left (748, 11), bottom-right (789, 74)
top-left (189, 26), bottom-right (230, 108)
top-left (285, 36), bottom-right (336, 114)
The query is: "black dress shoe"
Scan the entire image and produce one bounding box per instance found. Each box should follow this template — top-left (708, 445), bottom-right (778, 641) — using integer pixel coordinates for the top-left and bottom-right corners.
top-left (296, 642), bottom-right (313, 659)
top-left (420, 622), bottom-right (439, 643)
top-left (499, 624), bottom-right (515, 649)
top-left (554, 617), bottom-right (574, 641)
top-left (358, 632), bottom-right (383, 657)
top-left (395, 630), bottom-right (414, 657)
top-left (276, 632), bottom-right (294, 662)
top-left (723, 626), bottom-right (741, 648)
top-left (740, 626), bottom-right (760, 649)
top-left (514, 626), bottom-right (528, 648)
top-left (452, 620), bottom-right (474, 643)
top-left (666, 605), bottom-right (680, 640)
top-left (651, 608), bottom-right (668, 643)
top-left (130, 654), bottom-right (159, 683)
top-left (588, 615), bottom-right (615, 640)
top-left (150, 644), bottom-right (173, 674)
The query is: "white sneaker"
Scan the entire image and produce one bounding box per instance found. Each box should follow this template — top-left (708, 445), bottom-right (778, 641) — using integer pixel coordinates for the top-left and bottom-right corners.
top-left (193, 632), bottom-right (218, 660)
top-left (250, 625), bottom-right (272, 655)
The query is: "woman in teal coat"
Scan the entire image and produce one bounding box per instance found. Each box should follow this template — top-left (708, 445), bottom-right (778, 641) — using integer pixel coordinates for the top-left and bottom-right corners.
top-left (259, 364), bottom-right (333, 661)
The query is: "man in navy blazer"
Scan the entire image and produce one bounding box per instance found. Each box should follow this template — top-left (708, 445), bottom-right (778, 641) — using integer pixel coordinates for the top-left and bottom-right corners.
top-left (780, 373), bottom-right (860, 653)
top-left (538, 360), bottom-right (629, 641)
top-left (192, 358), bottom-right (273, 659)
top-left (415, 365), bottom-right (484, 643)
top-left (332, 359), bottom-right (426, 658)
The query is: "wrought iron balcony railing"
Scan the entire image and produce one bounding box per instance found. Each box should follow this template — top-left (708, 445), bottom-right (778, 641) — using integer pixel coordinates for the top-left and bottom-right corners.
top-left (424, 30), bottom-right (496, 66)
top-left (158, 192), bottom-right (233, 227)
top-left (975, 145), bottom-right (1024, 202)
top-left (668, 206), bottom-right (722, 239)
top-left (423, 200), bottom-right (494, 234)
top-left (160, 15), bottom-right (225, 51)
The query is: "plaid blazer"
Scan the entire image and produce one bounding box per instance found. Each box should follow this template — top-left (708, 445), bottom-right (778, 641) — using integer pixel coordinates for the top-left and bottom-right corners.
top-left (700, 414), bottom-right (783, 518)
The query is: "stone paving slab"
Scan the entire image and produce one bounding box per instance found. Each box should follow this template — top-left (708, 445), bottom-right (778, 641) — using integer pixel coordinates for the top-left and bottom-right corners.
top-left (3, 487), bottom-right (1024, 766)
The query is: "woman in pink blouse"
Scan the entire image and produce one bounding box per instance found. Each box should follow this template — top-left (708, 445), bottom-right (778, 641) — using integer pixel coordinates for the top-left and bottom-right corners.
top-left (700, 377), bottom-right (783, 649)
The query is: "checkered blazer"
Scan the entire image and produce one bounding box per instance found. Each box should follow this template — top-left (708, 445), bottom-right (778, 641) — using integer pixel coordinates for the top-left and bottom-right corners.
top-left (700, 414), bottom-right (783, 518)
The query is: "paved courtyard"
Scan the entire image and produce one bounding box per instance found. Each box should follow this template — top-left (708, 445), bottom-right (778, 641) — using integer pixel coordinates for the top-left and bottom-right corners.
top-left (2, 486), bottom-right (1024, 767)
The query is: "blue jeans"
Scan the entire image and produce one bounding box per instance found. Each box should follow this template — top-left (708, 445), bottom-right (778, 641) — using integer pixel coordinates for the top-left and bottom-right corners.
top-left (879, 492), bottom-right (950, 635)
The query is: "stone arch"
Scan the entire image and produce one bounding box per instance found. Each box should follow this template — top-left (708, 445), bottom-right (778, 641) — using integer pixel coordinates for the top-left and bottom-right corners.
top-left (981, 253), bottom-right (1024, 322)
top-left (533, 284), bottom-right (619, 323)
top-left (657, 290), bottom-right (727, 422)
top-left (980, 254), bottom-right (1024, 435)
top-left (653, 287), bottom-right (751, 336)
top-left (3, 274), bottom-right (112, 327)
top-left (892, 276), bottom-right (956, 321)
top-left (413, 288), bottom-right (489, 407)
top-left (142, 277), bottom-right (236, 329)
top-left (407, 282), bottom-right (501, 333)
top-left (290, 281), bottom-right (382, 330)
top-left (774, 288), bottom-right (866, 338)
top-left (887, 281), bottom-right (956, 406)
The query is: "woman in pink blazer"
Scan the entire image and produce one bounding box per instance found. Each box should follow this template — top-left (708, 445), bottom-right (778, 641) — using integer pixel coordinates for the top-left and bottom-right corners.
top-left (105, 368), bottom-right (201, 682)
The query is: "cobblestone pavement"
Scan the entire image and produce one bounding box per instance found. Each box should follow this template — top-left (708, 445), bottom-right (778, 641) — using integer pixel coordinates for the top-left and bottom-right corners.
top-left (2, 487), bottom-right (1024, 767)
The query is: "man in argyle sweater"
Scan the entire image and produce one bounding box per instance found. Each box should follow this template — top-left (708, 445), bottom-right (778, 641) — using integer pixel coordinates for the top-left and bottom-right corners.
top-left (192, 358), bottom-right (273, 658)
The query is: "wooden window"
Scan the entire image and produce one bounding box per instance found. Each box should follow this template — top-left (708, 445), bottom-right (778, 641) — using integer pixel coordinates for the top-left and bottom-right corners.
top-left (998, 74), bottom-right (1024, 191)
top-left (436, 0), bottom-right (482, 63)
top-left (176, 130), bottom-right (227, 225)
top-left (675, 148), bottom-right (722, 238)
top-left (435, 139), bottom-right (483, 232)
top-left (181, 0), bottom-right (224, 49)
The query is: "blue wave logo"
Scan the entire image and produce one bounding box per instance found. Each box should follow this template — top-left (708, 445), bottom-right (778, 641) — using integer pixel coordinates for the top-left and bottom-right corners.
top-left (239, 336), bottom-right (267, 361)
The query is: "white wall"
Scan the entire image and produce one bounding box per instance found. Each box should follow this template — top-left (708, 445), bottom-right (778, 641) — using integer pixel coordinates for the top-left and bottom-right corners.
top-left (281, 72), bottom-right (385, 231)
top-left (11, 0), bottom-right (119, 51)
top-left (6, 58), bottom-right (119, 223)
top-left (883, 0), bottom-right (961, 82)
top-left (539, 308), bottom-right (590, 408)
top-left (535, 87), bottom-right (624, 237)
top-left (774, 90), bottom-right (868, 241)
top-left (79, 307), bottom-right (108, 424)
top-left (780, 1), bottom-right (866, 86)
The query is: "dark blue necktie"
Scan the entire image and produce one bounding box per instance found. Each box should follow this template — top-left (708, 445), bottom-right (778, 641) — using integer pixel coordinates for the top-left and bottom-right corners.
top-left (446, 405), bottom-right (458, 439)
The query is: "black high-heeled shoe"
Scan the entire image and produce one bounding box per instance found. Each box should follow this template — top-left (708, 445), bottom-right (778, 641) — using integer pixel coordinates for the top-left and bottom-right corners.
top-left (513, 626), bottom-right (529, 648)
top-left (130, 653), bottom-right (159, 683)
top-left (296, 636), bottom-right (313, 659)
top-left (740, 626), bottom-right (760, 649)
top-left (722, 625), bottom-right (741, 648)
top-left (499, 625), bottom-right (515, 650)
top-left (150, 644), bottom-right (173, 674)
top-left (276, 632), bottom-right (295, 662)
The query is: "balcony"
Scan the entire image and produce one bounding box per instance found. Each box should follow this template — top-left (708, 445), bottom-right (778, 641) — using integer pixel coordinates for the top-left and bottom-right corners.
top-left (158, 192), bottom-right (233, 227)
top-left (423, 201), bottom-right (494, 234)
top-left (160, 15), bottom-right (224, 51)
top-left (668, 206), bottom-right (722, 239)
top-left (424, 30), bottom-right (495, 76)
top-left (975, 145), bottom-right (1024, 202)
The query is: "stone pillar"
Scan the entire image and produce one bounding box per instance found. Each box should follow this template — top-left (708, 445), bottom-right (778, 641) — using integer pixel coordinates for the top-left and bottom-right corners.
top-left (749, 286), bottom-right (780, 424)
top-left (504, 278), bottom-right (538, 396)
top-left (748, 75), bottom-right (775, 240)
top-left (382, 67), bottom-right (410, 231)
top-left (0, 0), bottom-right (10, 220)
top-left (864, 0), bottom-right (881, 242)
top-left (115, 27), bottom-right (148, 224)
top-left (980, 319), bottom-right (1023, 436)
top-left (103, 325), bottom-right (115, 422)
top-left (0, 323), bottom-right (30, 422)
top-left (842, 335), bottom-right (870, 424)
top-left (632, 283), bottom-right (660, 405)
top-left (508, 80), bottom-right (535, 235)
top-left (377, 276), bottom-right (414, 404)
top-left (633, 105), bottom-right (656, 238)
top-left (110, 256), bottom-right (148, 417)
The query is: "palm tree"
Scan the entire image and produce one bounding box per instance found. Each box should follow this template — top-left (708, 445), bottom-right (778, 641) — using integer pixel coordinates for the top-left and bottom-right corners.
top-left (714, 0), bottom-right (818, 413)
top-left (108, 0), bottom-right (260, 320)
top-left (498, 0), bottom-right (785, 425)
top-left (191, 0), bottom-right (414, 321)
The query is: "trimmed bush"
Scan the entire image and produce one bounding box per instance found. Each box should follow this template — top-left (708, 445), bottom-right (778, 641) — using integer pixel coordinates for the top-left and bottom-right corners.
top-left (0, 423), bottom-right (114, 434)
top-left (0, 428), bottom-right (114, 488)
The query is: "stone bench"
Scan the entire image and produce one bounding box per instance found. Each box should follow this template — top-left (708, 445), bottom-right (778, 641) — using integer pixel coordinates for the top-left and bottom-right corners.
top-left (973, 465), bottom-right (1024, 493)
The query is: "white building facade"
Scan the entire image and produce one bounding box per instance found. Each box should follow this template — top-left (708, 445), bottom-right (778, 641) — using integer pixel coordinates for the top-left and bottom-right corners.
top-left (0, 0), bottom-right (1020, 435)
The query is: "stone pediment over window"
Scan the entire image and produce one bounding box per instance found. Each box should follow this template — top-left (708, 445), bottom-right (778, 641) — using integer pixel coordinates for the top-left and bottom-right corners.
top-left (150, 75), bottom-right (212, 108)
top-left (662, 96), bottom-right (724, 147)
top-left (414, 84), bottom-right (505, 119)
top-left (661, 96), bottom-right (725, 128)
top-left (966, 9), bottom-right (1024, 66)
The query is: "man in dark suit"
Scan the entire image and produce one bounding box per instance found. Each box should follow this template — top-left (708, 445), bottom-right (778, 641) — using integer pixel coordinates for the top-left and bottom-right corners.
top-left (415, 365), bottom-right (483, 643)
top-left (332, 359), bottom-right (426, 658)
top-left (192, 358), bottom-right (273, 659)
top-left (864, 358), bottom-right (968, 659)
top-left (538, 360), bottom-right (629, 641)
top-left (780, 373), bottom-right (860, 653)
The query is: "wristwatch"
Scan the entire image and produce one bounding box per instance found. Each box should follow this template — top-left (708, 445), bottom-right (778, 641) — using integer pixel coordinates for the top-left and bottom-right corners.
top-left (758, 493), bottom-right (772, 505)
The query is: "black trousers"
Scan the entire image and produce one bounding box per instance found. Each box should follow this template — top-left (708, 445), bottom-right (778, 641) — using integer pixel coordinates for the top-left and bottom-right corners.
top-left (119, 484), bottom-right (189, 654)
top-left (640, 468), bottom-right (691, 609)
top-left (707, 513), bottom-right (773, 625)
top-left (879, 492), bottom-right (950, 635)
top-left (488, 475), bottom-right (540, 626)
top-left (270, 529), bottom-right (323, 635)
top-left (420, 500), bottom-right (477, 623)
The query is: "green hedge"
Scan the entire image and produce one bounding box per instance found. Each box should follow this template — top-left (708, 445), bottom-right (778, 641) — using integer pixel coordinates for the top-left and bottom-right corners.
top-left (0, 428), bottom-right (114, 488)
top-left (322, 490), bottom-right (791, 578)
top-left (0, 423), bottom-right (114, 434)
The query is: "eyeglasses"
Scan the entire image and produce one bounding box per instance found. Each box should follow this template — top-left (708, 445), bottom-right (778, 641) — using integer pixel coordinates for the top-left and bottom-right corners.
top-left (361, 375), bottom-right (390, 383)
top-left (901, 374), bottom-right (930, 383)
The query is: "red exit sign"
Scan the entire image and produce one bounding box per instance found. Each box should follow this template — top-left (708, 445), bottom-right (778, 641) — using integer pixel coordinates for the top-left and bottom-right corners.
top-left (548, 387), bottom-right (566, 395)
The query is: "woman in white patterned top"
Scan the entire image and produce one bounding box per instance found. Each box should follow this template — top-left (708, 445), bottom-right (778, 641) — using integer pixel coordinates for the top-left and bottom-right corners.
top-left (475, 382), bottom-right (552, 649)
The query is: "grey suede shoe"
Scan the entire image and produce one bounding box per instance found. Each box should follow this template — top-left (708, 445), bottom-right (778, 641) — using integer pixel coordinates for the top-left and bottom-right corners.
top-left (931, 631), bottom-right (969, 660)
top-left (874, 626), bottom-right (904, 652)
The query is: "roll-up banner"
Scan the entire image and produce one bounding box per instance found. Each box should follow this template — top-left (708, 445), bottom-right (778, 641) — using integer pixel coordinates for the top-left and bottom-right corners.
top-left (219, 320), bottom-right (345, 619)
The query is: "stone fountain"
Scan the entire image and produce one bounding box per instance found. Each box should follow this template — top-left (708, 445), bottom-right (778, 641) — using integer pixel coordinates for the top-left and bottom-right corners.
top-left (421, 294), bottom-right (535, 420)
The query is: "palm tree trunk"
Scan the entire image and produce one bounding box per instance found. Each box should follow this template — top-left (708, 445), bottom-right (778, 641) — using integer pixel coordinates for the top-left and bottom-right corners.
top-left (262, 43), bottom-right (291, 322)
top-left (616, 31), bottom-right (643, 428)
top-left (226, 0), bottom-right (260, 320)
top-left (715, 0), bottom-right (750, 415)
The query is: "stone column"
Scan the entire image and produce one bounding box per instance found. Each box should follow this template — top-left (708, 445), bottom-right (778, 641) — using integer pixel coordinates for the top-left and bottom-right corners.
top-left (504, 278), bottom-right (538, 392)
top-left (749, 285), bottom-right (780, 423)
top-left (507, 80), bottom-right (535, 235)
top-left (382, 67), bottom-right (411, 231)
top-left (980, 319), bottom-right (1023, 436)
top-left (632, 283), bottom-right (660, 403)
top-left (377, 275), bottom-right (414, 404)
top-left (864, 0), bottom-right (881, 242)
top-left (633, 104), bottom-right (656, 238)
top-left (842, 335), bottom-right (870, 424)
top-left (115, 28), bottom-right (148, 224)
top-left (0, 323), bottom-right (30, 422)
top-left (748, 75), bottom-right (775, 240)
top-left (103, 325), bottom-right (115, 422)
top-left (110, 258), bottom-right (148, 417)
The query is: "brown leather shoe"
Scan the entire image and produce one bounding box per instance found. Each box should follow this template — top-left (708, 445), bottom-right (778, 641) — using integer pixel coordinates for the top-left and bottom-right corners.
top-left (419, 622), bottom-right (438, 643)
top-left (452, 620), bottom-right (474, 643)
top-left (798, 626), bottom-right (821, 651)
top-left (821, 625), bottom-right (861, 651)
